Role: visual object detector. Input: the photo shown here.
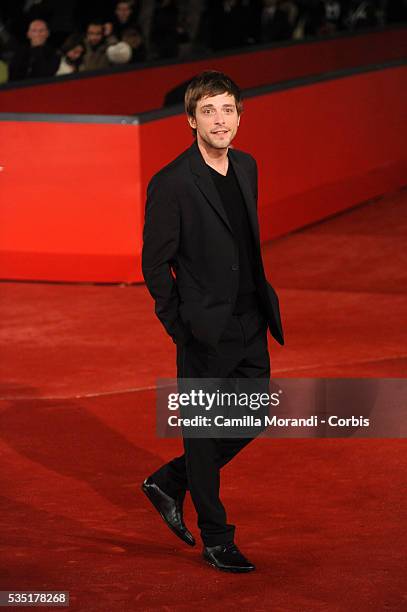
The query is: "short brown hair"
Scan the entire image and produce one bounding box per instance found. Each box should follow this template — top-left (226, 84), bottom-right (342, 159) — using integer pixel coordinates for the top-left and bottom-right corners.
top-left (184, 70), bottom-right (243, 137)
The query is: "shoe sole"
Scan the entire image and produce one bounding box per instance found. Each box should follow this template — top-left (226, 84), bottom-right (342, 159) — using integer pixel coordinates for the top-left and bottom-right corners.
top-left (141, 483), bottom-right (196, 547)
top-left (203, 556), bottom-right (255, 573)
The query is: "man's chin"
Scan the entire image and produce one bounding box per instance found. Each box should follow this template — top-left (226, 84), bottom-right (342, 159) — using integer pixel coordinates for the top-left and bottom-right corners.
top-left (209, 137), bottom-right (233, 150)
top-left (198, 133), bottom-right (235, 151)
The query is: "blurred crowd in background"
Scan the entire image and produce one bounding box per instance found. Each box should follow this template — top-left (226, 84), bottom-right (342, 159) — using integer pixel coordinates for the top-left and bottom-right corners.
top-left (0, 0), bottom-right (406, 84)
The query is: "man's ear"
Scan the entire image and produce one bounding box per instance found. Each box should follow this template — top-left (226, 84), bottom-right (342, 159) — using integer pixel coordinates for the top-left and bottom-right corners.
top-left (187, 114), bottom-right (196, 129)
top-left (237, 114), bottom-right (241, 127)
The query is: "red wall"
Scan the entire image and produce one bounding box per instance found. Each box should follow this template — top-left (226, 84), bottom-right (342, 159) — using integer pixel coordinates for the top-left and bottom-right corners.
top-left (1, 64), bottom-right (406, 282)
top-left (0, 121), bottom-right (142, 281)
top-left (0, 28), bottom-right (406, 115)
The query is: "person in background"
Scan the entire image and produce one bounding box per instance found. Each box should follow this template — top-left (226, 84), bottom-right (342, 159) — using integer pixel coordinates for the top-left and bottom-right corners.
top-left (4, 0), bottom-right (53, 42)
top-left (19, 0), bottom-right (79, 48)
top-left (104, 0), bottom-right (145, 61)
top-left (260, 0), bottom-right (295, 42)
top-left (108, 0), bottom-right (141, 39)
top-left (80, 20), bottom-right (111, 72)
top-left (9, 18), bottom-right (59, 81)
top-left (56, 33), bottom-right (84, 75)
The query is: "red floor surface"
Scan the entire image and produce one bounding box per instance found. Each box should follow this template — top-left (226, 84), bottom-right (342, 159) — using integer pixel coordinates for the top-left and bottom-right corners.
top-left (1, 190), bottom-right (406, 611)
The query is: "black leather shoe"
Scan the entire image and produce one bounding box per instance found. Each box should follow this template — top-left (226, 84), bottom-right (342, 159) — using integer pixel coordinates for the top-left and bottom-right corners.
top-left (141, 477), bottom-right (195, 546)
top-left (203, 542), bottom-right (256, 572)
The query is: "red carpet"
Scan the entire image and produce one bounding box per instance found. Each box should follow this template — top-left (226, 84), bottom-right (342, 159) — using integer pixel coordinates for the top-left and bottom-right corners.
top-left (1, 190), bottom-right (406, 610)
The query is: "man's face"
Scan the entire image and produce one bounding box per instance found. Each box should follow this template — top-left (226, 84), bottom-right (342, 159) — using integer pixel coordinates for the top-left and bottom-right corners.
top-left (86, 24), bottom-right (104, 46)
top-left (188, 92), bottom-right (240, 151)
top-left (27, 20), bottom-right (49, 47)
top-left (116, 2), bottom-right (132, 23)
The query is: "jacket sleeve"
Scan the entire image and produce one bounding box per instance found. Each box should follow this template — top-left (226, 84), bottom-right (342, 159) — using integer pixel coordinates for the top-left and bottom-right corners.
top-left (141, 174), bottom-right (192, 345)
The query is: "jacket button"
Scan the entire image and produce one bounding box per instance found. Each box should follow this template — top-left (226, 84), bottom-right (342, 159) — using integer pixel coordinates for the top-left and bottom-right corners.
top-left (231, 264), bottom-right (239, 271)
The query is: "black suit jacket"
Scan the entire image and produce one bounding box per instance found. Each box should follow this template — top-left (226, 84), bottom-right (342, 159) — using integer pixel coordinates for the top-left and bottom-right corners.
top-left (142, 140), bottom-right (284, 349)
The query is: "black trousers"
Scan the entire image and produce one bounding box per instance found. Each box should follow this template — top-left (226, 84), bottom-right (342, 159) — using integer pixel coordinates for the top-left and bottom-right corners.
top-left (151, 303), bottom-right (270, 546)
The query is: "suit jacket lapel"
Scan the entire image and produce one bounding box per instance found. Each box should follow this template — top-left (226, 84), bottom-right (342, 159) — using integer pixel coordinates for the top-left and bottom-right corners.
top-left (228, 150), bottom-right (261, 247)
top-left (188, 141), bottom-right (234, 235)
top-left (188, 141), bottom-right (261, 246)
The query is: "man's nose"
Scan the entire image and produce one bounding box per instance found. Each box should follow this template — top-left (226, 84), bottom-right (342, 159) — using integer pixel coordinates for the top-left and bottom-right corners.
top-left (214, 112), bottom-right (226, 124)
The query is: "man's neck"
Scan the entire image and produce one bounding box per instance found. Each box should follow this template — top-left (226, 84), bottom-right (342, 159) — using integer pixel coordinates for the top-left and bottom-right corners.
top-left (197, 139), bottom-right (229, 176)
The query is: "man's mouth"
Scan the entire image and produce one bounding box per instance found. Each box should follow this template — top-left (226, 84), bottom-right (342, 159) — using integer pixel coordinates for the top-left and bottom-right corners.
top-left (212, 130), bottom-right (229, 134)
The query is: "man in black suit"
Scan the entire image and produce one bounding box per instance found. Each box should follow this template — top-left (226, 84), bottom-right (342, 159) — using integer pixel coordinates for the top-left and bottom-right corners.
top-left (141, 70), bottom-right (284, 572)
